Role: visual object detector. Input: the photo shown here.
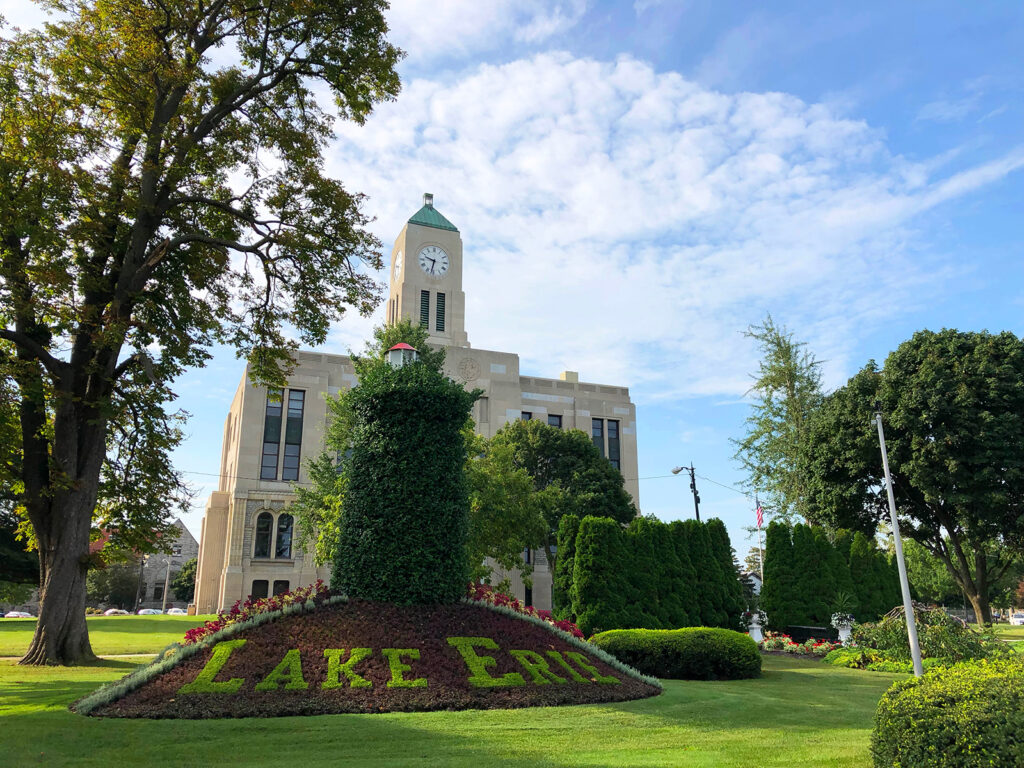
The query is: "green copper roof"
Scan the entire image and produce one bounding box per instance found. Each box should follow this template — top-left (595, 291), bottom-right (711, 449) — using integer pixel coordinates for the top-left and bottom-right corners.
top-left (408, 193), bottom-right (459, 232)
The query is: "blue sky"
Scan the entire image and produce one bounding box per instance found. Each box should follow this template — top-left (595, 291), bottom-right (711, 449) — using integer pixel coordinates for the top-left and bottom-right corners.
top-left (4, 1), bottom-right (1023, 558)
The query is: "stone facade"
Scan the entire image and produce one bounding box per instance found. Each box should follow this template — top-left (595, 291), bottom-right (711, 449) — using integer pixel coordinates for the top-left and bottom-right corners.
top-left (137, 518), bottom-right (199, 610)
top-left (193, 196), bottom-right (639, 614)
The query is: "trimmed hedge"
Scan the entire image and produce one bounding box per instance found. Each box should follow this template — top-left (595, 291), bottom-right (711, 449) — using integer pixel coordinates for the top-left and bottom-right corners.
top-left (333, 360), bottom-right (478, 604)
top-left (872, 657), bottom-right (1024, 768)
top-left (566, 515), bottom-right (742, 636)
top-left (590, 627), bottom-right (762, 680)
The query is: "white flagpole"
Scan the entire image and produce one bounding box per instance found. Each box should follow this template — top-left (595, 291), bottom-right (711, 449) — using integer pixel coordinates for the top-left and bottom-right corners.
top-left (875, 405), bottom-right (924, 677)
top-left (756, 496), bottom-right (765, 584)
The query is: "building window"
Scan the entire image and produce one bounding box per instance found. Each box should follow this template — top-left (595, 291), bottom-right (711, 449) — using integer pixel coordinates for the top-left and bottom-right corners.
top-left (251, 580), bottom-right (269, 599)
top-left (254, 512), bottom-right (273, 558)
top-left (476, 396), bottom-right (489, 424)
top-left (547, 414), bottom-right (562, 429)
top-left (273, 580), bottom-right (290, 596)
top-left (153, 584), bottom-right (164, 601)
top-left (282, 390), bottom-right (304, 481)
top-left (275, 514), bottom-right (294, 559)
top-left (608, 419), bottom-right (620, 470)
top-left (420, 290), bottom-right (430, 327)
top-left (592, 418), bottom-right (604, 456)
top-left (521, 411), bottom-right (532, 421)
top-left (436, 292), bottom-right (446, 331)
top-left (260, 388), bottom-right (283, 480)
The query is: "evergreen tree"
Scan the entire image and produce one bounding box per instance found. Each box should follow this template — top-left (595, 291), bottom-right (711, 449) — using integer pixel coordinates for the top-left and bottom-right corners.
top-left (553, 514), bottom-right (581, 620)
top-left (656, 521), bottom-right (692, 627)
top-left (819, 530), bottom-right (857, 618)
top-left (732, 315), bottom-right (824, 523)
top-left (761, 521), bottom-right (798, 629)
top-left (668, 521), bottom-right (702, 627)
top-left (625, 517), bottom-right (663, 629)
top-left (572, 516), bottom-right (629, 637)
top-left (707, 518), bottom-right (745, 630)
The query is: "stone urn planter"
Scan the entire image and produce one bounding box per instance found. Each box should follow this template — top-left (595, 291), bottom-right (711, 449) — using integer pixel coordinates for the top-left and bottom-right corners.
top-left (745, 612), bottom-right (766, 643)
top-left (836, 622), bottom-right (852, 644)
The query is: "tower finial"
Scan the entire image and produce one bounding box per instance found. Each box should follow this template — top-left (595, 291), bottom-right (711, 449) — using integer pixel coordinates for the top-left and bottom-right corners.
top-left (423, 192), bottom-right (434, 207)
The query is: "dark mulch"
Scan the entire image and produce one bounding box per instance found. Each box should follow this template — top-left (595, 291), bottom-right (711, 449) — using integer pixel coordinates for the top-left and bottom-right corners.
top-left (89, 601), bottom-right (660, 718)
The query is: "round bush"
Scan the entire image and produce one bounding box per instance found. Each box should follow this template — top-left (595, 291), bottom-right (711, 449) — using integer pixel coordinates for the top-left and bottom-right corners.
top-left (872, 657), bottom-right (1024, 768)
top-left (590, 628), bottom-right (761, 680)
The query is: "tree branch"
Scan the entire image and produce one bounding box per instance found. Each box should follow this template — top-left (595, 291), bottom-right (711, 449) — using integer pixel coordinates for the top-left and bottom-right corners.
top-left (0, 329), bottom-right (69, 380)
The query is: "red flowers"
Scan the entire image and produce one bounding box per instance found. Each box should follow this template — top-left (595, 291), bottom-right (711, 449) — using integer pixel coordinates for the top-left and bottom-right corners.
top-left (183, 580), bottom-right (330, 646)
top-left (466, 583), bottom-right (584, 639)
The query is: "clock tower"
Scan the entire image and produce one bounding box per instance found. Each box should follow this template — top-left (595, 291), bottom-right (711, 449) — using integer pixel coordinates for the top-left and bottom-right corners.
top-left (385, 193), bottom-right (470, 348)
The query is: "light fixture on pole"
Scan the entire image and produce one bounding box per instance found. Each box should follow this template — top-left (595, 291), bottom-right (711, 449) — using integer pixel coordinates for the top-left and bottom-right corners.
top-left (671, 465), bottom-right (701, 521)
top-left (874, 401), bottom-right (924, 677)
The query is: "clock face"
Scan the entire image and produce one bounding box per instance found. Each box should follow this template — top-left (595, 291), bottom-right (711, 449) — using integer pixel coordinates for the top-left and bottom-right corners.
top-left (418, 245), bottom-right (450, 277)
top-left (393, 250), bottom-right (403, 279)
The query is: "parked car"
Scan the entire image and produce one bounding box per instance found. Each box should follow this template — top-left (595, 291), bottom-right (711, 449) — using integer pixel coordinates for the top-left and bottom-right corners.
top-left (4, 611), bottom-right (33, 618)
top-left (1010, 612), bottom-right (1024, 626)
top-left (166, 607), bottom-right (187, 615)
top-left (103, 608), bottom-right (130, 616)
top-left (137, 608), bottom-right (163, 615)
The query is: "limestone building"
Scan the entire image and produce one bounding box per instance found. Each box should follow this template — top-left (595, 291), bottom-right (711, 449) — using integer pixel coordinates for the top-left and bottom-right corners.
top-left (193, 195), bottom-right (639, 614)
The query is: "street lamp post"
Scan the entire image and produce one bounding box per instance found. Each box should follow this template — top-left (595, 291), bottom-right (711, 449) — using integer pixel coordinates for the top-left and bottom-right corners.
top-left (671, 465), bottom-right (701, 522)
top-left (874, 403), bottom-right (924, 677)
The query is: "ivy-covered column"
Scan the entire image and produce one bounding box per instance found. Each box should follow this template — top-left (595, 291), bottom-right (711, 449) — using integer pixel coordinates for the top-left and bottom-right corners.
top-left (333, 359), bottom-right (478, 604)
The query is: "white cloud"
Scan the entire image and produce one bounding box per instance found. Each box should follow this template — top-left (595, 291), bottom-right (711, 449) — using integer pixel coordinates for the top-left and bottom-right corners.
top-left (386, 0), bottom-right (586, 64)
top-left (326, 54), bottom-right (1022, 402)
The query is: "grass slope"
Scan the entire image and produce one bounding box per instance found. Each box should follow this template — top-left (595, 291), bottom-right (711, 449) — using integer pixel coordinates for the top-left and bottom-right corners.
top-left (0, 616), bottom-right (210, 657)
top-left (1, 654), bottom-right (900, 767)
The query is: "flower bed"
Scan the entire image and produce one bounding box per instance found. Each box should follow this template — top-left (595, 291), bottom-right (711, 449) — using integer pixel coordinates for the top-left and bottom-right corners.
top-left (183, 580), bottom-right (331, 647)
top-left (759, 631), bottom-right (840, 657)
top-left (76, 599), bottom-right (660, 718)
top-left (466, 583), bottom-right (583, 638)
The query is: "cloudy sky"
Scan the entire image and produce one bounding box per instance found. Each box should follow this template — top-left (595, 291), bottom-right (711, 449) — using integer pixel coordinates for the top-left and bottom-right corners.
top-left (5, 1), bottom-right (1023, 555)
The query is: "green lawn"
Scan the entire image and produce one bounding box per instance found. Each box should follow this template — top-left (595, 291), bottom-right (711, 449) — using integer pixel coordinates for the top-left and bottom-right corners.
top-left (0, 615), bottom-right (211, 657)
top-left (993, 624), bottom-right (1024, 643)
top-left (1, 648), bottom-right (901, 767)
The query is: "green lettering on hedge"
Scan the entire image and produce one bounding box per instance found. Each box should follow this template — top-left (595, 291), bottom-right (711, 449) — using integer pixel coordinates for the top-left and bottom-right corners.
top-left (510, 650), bottom-right (567, 685)
top-left (322, 648), bottom-right (373, 689)
top-left (446, 636), bottom-right (525, 688)
top-left (255, 649), bottom-right (309, 691)
top-left (565, 652), bottom-right (621, 685)
top-left (545, 651), bottom-right (590, 683)
top-left (382, 648), bottom-right (427, 688)
top-left (177, 639), bottom-right (247, 694)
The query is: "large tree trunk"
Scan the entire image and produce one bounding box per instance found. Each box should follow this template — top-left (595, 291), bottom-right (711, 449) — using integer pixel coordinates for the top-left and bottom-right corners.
top-left (19, 374), bottom-right (109, 665)
top-left (20, 488), bottom-right (99, 665)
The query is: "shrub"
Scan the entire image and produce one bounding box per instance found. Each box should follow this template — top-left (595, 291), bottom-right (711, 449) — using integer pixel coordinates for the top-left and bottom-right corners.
top-left (333, 360), bottom-right (478, 604)
top-left (759, 631), bottom-right (840, 657)
top-left (852, 605), bottom-right (1005, 663)
top-left (590, 627), bottom-right (761, 680)
top-left (872, 657), bottom-right (1024, 767)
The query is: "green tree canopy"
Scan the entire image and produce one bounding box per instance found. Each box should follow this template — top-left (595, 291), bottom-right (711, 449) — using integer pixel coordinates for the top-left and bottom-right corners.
top-left (732, 315), bottom-right (823, 523)
top-left (171, 557), bottom-right (197, 603)
top-left (488, 418), bottom-right (636, 569)
top-left (86, 559), bottom-right (140, 610)
top-left (801, 329), bottom-right (1024, 624)
top-left (2, 0), bottom-right (400, 665)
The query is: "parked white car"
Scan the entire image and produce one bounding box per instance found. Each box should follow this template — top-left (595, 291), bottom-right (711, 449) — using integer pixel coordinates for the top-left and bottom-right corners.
top-left (137, 608), bottom-right (163, 615)
top-left (1009, 612), bottom-right (1024, 626)
top-left (166, 607), bottom-right (187, 615)
top-left (4, 611), bottom-right (33, 618)
top-left (103, 608), bottom-right (130, 616)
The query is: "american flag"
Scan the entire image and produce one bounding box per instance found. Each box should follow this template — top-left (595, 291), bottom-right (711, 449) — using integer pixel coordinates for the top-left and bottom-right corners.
top-left (755, 502), bottom-right (763, 528)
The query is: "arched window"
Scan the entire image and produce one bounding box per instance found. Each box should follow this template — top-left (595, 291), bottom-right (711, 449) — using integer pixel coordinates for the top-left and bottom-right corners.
top-left (275, 514), bottom-right (293, 559)
top-left (254, 512), bottom-right (273, 558)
